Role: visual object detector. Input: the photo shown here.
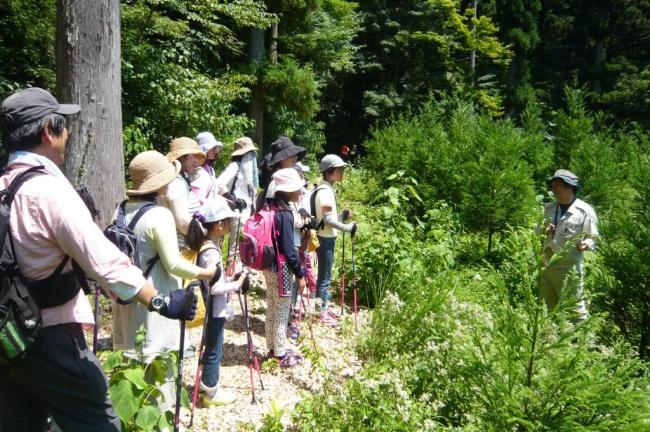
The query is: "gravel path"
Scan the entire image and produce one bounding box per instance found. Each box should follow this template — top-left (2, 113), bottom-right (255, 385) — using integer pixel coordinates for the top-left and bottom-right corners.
top-left (91, 274), bottom-right (366, 431)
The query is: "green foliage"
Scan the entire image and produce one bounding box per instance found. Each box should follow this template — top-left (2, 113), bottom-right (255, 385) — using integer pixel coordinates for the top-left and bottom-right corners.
top-left (0, 0), bottom-right (56, 97)
top-left (365, 100), bottom-right (537, 253)
top-left (101, 326), bottom-right (184, 432)
top-left (290, 224), bottom-right (650, 431)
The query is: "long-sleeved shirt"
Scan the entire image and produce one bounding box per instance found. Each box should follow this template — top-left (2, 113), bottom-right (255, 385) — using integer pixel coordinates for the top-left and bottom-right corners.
top-left (2, 161), bottom-right (146, 328)
top-left (191, 164), bottom-right (218, 204)
top-left (542, 198), bottom-right (598, 265)
top-left (275, 210), bottom-right (304, 278)
top-left (196, 242), bottom-right (238, 318)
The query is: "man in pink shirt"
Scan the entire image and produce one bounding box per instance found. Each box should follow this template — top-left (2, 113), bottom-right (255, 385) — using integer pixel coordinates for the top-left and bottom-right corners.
top-left (0, 87), bottom-right (197, 432)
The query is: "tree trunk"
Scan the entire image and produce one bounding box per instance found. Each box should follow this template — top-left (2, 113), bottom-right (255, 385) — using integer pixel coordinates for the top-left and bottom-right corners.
top-left (248, 28), bottom-right (265, 152)
top-left (56, 0), bottom-right (124, 229)
top-left (593, 39), bottom-right (605, 93)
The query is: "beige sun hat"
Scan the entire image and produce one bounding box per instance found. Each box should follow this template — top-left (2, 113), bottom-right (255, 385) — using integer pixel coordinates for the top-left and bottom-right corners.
top-left (166, 137), bottom-right (206, 164)
top-left (231, 136), bottom-right (258, 157)
top-left (127, 150), bottom-right (181, 196)
top-left (273, 168), bottom-right (303, 193)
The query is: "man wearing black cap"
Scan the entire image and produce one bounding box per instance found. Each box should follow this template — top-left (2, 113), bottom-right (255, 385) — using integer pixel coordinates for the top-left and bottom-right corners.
top-left (540, 169), bottom-right (599, 322)
top-left (0, 88), bottom-right (197, 431)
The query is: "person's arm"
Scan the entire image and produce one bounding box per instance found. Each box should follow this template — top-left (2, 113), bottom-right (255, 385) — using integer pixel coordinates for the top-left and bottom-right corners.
top-left (197, 248), bottom-right (240, 295)
top-left (163, 177), bottom-right (193, 235)
top-left (277, 211), bottom-right (304, 278)
top-left (215, 162), bottom-right (238, 196)
top-left (150, 209), bottom-right (214, 280)
top-left (318, 188), bottom-right (354, 232)
top-left (580, 210), bottom-right (599, 251)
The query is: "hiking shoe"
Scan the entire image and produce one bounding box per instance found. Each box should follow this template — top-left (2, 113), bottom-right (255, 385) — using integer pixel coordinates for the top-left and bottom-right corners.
top-left (287, 322), bottom-right (300, 341)
top-left (319, 312), bottom-right (338, 327)
top-left (199, 381), bottom-right (236, 406)
top-left (276, 351), bottom-right (303, 368)
top-left (201, 389), bottom-right (236, 407)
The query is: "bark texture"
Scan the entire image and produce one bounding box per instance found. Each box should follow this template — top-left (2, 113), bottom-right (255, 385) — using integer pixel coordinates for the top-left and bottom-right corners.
top-left (56, 0), bottom-right (124, 229)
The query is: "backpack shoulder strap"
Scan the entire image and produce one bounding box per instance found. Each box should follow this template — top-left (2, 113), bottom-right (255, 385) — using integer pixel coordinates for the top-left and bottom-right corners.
top-left (2, 166), bottom-right (46, 207)
top-left (127, 202), bottom-right (157, 230)
top-left (309, 186), bottom-right (327, 230)
top-left (230, 163), bottom-right (241, 195)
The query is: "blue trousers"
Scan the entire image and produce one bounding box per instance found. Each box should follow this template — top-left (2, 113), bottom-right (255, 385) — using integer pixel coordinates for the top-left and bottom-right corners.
top-left (316, 236), bottom-right (337, 309)
top-left (201, 316), bottom-right (226, 388)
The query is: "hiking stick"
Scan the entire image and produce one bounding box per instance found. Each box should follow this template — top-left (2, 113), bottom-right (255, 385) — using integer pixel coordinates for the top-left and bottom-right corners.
top-left (243, 292), bottom-right (264, 389)
top-left (189, 280), bottom-right (213, 427)
top-left (174, 319), bottom-right (187, 432)
top-left (351, 236), bottom-right (359, 330)
top-left (340, 232), bottom-right (346, 317)
top-left (237, 290), bottom-right (259, 404)
top-left (92, 283), bottom-right (100, 355)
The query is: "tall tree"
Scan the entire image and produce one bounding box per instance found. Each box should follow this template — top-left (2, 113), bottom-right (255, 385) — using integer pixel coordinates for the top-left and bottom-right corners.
top-left (56, 0), bottom-right (124, 229)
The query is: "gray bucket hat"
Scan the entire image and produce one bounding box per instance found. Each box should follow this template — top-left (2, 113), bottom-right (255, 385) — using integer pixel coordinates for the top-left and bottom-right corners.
top-left (546, 169), bottom-right (582, 193)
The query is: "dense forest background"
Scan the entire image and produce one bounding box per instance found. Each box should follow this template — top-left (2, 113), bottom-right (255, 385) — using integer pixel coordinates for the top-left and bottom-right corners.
top-left (2, 1), bottom-right (650, 430)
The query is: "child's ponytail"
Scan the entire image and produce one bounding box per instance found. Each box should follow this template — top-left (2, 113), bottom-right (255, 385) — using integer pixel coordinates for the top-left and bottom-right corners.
top-left (186, 214), bottom-right (206, 251)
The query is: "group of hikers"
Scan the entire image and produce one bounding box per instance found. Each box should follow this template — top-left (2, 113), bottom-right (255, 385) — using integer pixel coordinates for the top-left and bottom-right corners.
top-left (0, 87), bottom-right (597, 431)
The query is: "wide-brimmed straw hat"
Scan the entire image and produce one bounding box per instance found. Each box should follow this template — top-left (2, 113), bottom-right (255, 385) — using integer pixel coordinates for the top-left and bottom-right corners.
top-left (166, 137), bottom-right (206, 164)
top-left (268, 136), bottom-right (306, 167)
top-left (273, 168), bottom-right (303, 193)
top-left (127, 151), bottom-right (180, 196)
top-left (231, 136), bottom-right (258, 157)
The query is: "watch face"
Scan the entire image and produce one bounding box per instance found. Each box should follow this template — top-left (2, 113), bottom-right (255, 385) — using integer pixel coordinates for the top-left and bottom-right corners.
top-left (151, 295), bottom-right (165, 310)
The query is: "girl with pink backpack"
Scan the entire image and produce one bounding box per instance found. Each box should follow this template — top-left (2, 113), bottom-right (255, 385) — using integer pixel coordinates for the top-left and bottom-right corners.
top-left (261, 168), bottom-right (307, 367)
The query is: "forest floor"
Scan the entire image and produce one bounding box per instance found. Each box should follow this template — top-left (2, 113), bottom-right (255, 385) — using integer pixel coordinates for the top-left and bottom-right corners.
top-left (92, 273), bottom-right (367, 431)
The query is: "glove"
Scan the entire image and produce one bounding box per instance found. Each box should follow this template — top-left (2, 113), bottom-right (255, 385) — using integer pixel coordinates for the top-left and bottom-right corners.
top-left (241, 274), bottom-right (251, 295)
top-left (159, 288), bottom-right (197, 321)
top-left (235, 198), bottom-right (247, 212)
top-left (350, 222), bottom-right (358, 238)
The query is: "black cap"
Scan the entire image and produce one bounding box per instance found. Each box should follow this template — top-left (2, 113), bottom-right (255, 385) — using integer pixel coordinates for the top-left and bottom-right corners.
top-left (1, 87), bottom-right (80, 133)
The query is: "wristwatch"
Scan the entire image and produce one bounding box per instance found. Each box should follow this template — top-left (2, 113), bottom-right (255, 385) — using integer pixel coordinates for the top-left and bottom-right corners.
top-left (148, 294), bottom-right (168, 313)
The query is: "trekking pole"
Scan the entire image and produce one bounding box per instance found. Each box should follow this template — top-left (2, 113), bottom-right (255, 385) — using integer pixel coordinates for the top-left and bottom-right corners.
top-left (340, 232), bottom-right (346, 317)
top-left (189, 279), bottom-right (214, 428)
top-left (236, 290), bottom-right (264, 404)
top-left (174, 321), bottom-right (186, 432)
top-left (92, 283), bottom-right (100, 355)
top-left (351, 236), bottom-right (359, 330)
top-left (243, 292), bottom-right (264, 389)
top-left (174, 282), bottom-right (198, 432)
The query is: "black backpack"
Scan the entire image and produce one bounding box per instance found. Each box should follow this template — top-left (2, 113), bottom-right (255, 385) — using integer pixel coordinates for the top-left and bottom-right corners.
top-left (104, 201), bottom-right (159, 300)
top-left (0, 166), bottom-right (47, 364)
top-left (309, 186), bottom-right (327, 230)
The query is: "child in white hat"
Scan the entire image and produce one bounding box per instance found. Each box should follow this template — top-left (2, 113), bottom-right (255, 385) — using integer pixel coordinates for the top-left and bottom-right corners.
top-left (186, 197), bottom-right (247, 405)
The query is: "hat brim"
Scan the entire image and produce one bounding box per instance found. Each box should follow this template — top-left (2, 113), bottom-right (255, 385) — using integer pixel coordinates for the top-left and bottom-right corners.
top-left (126, 160), bottom-right (181, 196)
top-left (55, 104), bottom-right (80, 115)
top-left (320, 161), bottom-right (349, 172)
top-left (166, 149), bottom-right (207, 164)
top-left (275, 180), bottom-right (304, 193)
top-left (231, 144), bottom-right (258, 157)
top-left (546, 176), bottom-right (582, 192)
top-left (269, 146), bottom-right (307, 167)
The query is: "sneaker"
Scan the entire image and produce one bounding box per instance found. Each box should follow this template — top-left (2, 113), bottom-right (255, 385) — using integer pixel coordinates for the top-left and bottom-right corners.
top-left (319, 312), bottom-right (338, 327)
top-left (202, 389), bottom-right (236, 407)
top-left (276, 351), bottom-right (303, 368)
top-left (287, 322), bottom-right (300, 341)
top-left (200, 381), bottom-right (236, 406)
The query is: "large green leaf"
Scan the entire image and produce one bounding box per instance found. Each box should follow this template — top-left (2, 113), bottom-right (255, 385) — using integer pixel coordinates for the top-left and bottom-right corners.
top-left (124, 368), bottom-right (148, 390)
top-left (135, 405), bottom-right (161, 431)
top-left (109, 380), bottom-right (140, 421)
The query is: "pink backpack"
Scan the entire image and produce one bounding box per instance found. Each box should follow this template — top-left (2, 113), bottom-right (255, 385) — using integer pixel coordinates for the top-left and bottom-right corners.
top-left (240, 205), bottom-right (278, 270)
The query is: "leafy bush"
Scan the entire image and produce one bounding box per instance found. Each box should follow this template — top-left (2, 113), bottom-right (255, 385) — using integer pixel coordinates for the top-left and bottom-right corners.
top-left (101, 327), bottom-right (186, 432)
